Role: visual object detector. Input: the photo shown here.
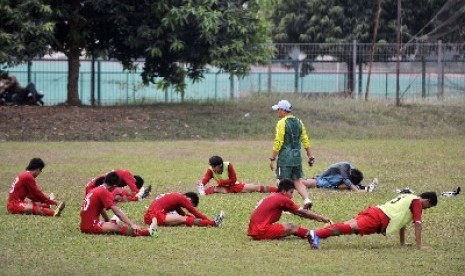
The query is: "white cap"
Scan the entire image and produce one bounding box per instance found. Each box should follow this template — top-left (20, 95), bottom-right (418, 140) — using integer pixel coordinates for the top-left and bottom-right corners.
top-left (271, 100), bottom-right (292, 112)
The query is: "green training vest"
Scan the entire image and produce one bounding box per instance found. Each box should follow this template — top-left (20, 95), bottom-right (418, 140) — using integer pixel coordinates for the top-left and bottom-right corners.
top-left (378, 194), bottom-right (420, 234)
top-left (210, 162), bottom-right (230, 182)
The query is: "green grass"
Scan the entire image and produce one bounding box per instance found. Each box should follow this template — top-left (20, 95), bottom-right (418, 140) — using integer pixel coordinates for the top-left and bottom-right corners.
top-left (1, 139), bottom-right (464, 275)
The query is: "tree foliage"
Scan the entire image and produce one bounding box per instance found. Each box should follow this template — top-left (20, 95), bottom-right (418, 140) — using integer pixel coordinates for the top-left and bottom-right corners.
top-left (0, 0), bottom-right (54, 69)
top-left (46, 0), bottom-right (273, 105)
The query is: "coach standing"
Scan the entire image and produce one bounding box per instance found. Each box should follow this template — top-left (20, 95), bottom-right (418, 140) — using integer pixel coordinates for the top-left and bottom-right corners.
top-left (269, 100), bottom-right (315, 209)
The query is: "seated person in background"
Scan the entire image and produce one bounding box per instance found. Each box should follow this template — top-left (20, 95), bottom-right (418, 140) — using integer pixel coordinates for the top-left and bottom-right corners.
top-left (84, 169), bottom-right (151, 201)
top-left (143, 192), bottom-right (224, 228)
top-left (197, 155), bottom-right (278, 195)
top-left (80, 172), bottom-right (157, 237)
top-left (6, 158), bottom-right (65, 217)
top-left (302, 162), bottom-right (378, 192)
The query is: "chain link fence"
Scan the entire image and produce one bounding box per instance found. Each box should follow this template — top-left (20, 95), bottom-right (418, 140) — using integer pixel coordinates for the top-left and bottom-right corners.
top-left (3, 41), bottom-right (465, 105)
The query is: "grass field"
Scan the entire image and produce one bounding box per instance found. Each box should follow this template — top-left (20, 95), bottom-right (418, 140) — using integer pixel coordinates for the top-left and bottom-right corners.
top-left (1, 139), bottom-right (464, 275)
top-left (1, 96), bottom-right (464, 275)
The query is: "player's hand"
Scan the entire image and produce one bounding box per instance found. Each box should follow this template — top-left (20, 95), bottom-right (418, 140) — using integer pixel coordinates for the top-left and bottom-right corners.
top-left (308, 156), bottom-right (315, 166)
top-left (130, 224), bottom-right (140, 230)
top-left (269, 161), bottom-right (275, 171)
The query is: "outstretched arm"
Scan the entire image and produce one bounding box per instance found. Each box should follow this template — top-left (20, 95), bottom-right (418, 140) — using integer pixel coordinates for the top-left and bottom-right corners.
top-left (414, 222), bottom-right (423, 249)
top-left (110, 206), bottom-right (139, 229)
top-left (297, 208), bottom-right (332, 223)
top-left (399, 226), bottom-right (406, 246)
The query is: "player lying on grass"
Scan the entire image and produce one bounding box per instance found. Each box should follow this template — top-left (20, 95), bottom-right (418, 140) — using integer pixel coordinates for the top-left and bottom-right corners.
top-left (247, 179), bottom-right (331, 240)
top-left (307, 192), bottom-right (438, 249)
top-left (6, 158), bottom-right (65, 217)
top-left (144, 192), bottom-right (224, 228)
top-left (302, 162), bottom-right (379, 192)
top-left (80, 172), bottom-right (157, 237)
top-left (197, 155), bottom-right (278, 195)
top-left (84, 169), bottom-right (151, 202)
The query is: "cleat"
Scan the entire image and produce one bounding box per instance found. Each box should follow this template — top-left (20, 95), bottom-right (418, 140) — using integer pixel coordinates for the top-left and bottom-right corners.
top-left (395, 187), bottom-right (414, 194)
top-left (366, 178), bottom-right (379, 193)
top-left (441, 187), bottom-right (461, 197)
top-left (149, 218), bottom-right (158, 237)
top-left (197, 182), bottom-right (206, 196)
top-left (213, 210), bottom-right (225, 227)
top-left (140, 185), bottom-right (152, 200)
top-left (136, 186), bottom-right (147, 201)
top-left (54, 201), bottom-right (66, 217)
top-left (49, 193), bottom-right (55, 201)
top-left (307, 230), bottom-right (320, 249)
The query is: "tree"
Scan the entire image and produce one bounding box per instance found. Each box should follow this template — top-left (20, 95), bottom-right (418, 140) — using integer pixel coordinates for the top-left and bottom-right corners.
top-left (270, 0), bottom-right (452, 96)
top-left (0, 0), bottom-right (53, 69)
top-left (47, 0), bottom-right (273, 105)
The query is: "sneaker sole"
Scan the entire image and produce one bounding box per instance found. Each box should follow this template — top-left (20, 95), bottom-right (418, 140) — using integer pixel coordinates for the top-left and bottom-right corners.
top-left (54, 202), bottom-right (66, 217)
top-left (149, 218), bottom-right (158, 237)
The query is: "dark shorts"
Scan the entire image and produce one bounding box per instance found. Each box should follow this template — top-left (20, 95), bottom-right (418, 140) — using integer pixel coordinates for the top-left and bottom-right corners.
top-left (276, 165), bottom-right (303, 180)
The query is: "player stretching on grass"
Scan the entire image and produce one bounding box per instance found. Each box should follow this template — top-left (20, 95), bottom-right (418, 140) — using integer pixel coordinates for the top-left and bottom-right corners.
top-left (247, 179), bottom-right (331, 241)
top-left (197, 155), bottom-right (278, 195)
top-left (307, 192), bottom-right (438, 249)
top-left (80, 172), bottom-right (157, 237)
top-left (84, 169), bottom-right (151, 202)
top-left (269, 100), bottom-right (315, 209)
top-left (302, 162), bottom-right (379, 192)
top-left (6, 158), bottom-right (65, 217)
top-left (144, 192), bottom-right (224, 228)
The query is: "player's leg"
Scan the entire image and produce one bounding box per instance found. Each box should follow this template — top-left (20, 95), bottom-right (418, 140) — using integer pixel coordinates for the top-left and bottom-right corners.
top-left (205, 186), bottom-right (228, 195)
top-left (241, 183), bottom-right (278, 193)
top-left (283, 223), bottom-right (310, 238)
top-left (167, 214), bottom-right (217, 227)
top-left (301, 178), bottom-right (317, 188)
top-left (11, 201), bottom-right (56, 216)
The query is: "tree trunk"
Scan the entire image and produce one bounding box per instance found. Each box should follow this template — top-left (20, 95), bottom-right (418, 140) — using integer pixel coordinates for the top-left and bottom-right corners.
top-left (66, 48), bottom-right (81, 106)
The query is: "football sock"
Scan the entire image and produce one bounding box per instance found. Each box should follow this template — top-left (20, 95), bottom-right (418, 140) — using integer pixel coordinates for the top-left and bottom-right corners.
top-left (259, 185), bottom-right (278, 193)
top-left (296, 227), bottom-right (309, 238)
top-left (315, 223), bottom-right (353, 238)
top-left (120, 225), bottom-right (133, 236)
top-left (31, 205), bottom-right (54, 216)
top-left (185, 216), bottom-right (195, 226)
top-left (134, 229), bottom-right (150, 236)
top-left (205, 187), bottom-right (215, 195)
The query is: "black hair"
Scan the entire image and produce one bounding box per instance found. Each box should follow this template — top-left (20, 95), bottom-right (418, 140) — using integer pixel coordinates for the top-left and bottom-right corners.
top-left (105, 171), bottom-right (120, 187)
top-left (420, 191), bottom-right (438, 206)
top-left (26, 158), bottom-right (45, 171)
top-left (277, 179), bottom-right (295, 192)
top-left (184, 192), bottom-right (200, 207)
top-left (349, 168), bottom-right (364, 185)
top-left (134, 175), bottom-right (144, 189)
top-left (94, 176), bottom-right (105, 187)
top-left (209, 155), bottom-right (223, 167)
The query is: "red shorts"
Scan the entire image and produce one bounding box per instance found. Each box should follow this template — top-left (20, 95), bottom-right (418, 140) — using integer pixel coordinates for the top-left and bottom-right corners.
top-left (80, 220), bottom-right (106, 234)
top-left (248, 223), bottom-right (286, 240)
top-left (221, 183), bottom-right (245, 193)
top-left (144, 210), bottom-right (167, 226)
top-left (7, 201), bottom-right (28, 214)
top-left (354, 206), bottom-right (389, 235)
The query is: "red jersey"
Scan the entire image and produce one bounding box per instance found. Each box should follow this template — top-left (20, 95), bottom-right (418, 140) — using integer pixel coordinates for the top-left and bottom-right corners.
top-left (200, 162), bottom-right (237, 186)
top-left (145, 193), bottom-right (208, 219)
top-left (80, 186), bottom-right (115, 230)
top-left (248, 193), bottom-right (300, 235)
top-left (7, 171), bottom-right (56, 205)
top-left (84, 169), bottom-right (139, 195)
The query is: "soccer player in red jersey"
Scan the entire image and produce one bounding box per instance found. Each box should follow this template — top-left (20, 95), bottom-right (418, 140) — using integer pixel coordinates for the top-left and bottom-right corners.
top-left (84, 169), bottom-right (150, 202)
top-left (307, 192), bottom-right (438, 250)
top-left (197, 155), bottom-right (278, 195)
top-left (6, 158), bottom-right (65, 217)
top-left (144, 192), bottom-right (224, 227)
top-left (80, 171), bottom-right (157, 237)
top-left (247, 179), bottom-right (331, 240)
